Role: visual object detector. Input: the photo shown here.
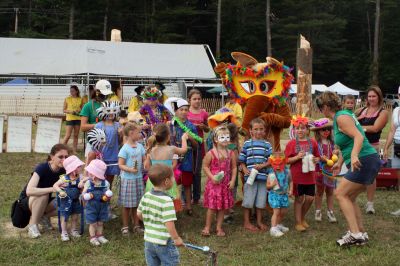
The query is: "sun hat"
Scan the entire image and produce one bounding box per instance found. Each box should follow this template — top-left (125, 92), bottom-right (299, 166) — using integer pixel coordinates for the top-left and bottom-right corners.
top-left (398, 85), bottom-right (400, 94)
top-left (63, 155), bottom-right (85, 175)
top-left (207, 107), bottom-right (239, 129)
top-left (309, 118), bottom-right (333, 131)
top-left (134, 85), bottom-right (145, 95)
top-left (85, 159), bottom-right (107, 180)
top-left (95, 80), bottom-right (113, 96)
top-left (164, 97), bottom-right (189, 115)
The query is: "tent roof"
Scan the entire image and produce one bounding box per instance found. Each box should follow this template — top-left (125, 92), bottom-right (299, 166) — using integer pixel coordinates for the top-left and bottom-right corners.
top-left (2, 78), bottom-right (33, 86)
top-left (290, 84), bottom-right (327, 94)
top-left (328, 81), bottom-right (359, 96)
top-left (0, 37), bottom-right (216, 79)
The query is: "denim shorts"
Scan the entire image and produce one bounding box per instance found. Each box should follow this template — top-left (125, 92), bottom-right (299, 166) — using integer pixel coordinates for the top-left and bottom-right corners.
top-left (66, 120), bottom-right (81, 126)
top-left (268, 191), bottom-right (289, 209)
top-left (145, 239), bottom-right (180, 266)
top-left (242, 181), bottom-right (267, 209)
top-left (345, 153), bottom-right (380, 185)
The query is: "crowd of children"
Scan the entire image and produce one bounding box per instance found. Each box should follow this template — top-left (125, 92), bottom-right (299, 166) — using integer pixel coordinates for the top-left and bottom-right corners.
top-left (46, 85), bottom-right (365, 264)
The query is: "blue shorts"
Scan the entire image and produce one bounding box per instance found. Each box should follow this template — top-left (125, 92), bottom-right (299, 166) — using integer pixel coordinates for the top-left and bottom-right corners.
top-left (242, 181), bottom-right (267, 209)
top-left (85, 200), bottom-right (109, 224)
top-left (345, 153), bottom-right (380, 185)
top-left (268, 192), bottom-right (289, 209)
top-left (105, 161), bottom-right (120, 176)
top-left (59, 199), bottom-right (82, 220)
top-left (145, 239), bottom-right (180, 266)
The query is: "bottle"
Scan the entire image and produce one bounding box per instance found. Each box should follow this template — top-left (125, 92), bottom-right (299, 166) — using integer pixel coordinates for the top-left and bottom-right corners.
top-left (213, 171), bottom-right (224, 182)
top-left (246, 168), bottom-right (258, 185)
top-left (308, 153), bottom-right (315, 171)
top-left (302, 152), bottom-right (309, 173)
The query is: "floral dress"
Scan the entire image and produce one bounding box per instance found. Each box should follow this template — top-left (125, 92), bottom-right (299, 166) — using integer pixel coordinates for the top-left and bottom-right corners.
top-left (203, 149), bottom-right (234, 210)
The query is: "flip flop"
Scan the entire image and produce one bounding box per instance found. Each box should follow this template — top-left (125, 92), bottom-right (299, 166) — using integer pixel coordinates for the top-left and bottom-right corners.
top-left (201, 229), bottom-right (211, 237)
top-left (216, 230), bottom-right (226, 237)
top-left (244, 225), bottom-right (259, 232)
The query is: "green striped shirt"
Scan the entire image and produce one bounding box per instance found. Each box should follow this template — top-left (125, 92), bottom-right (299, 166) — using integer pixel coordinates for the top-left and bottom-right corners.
top-left (137, 189), bottom-right (177, 245)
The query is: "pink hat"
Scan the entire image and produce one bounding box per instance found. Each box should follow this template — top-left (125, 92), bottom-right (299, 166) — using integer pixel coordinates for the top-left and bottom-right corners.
top-left (63, 155), bottom-right (85, 175)
top-left (85, 159), bottom-right (107, 180)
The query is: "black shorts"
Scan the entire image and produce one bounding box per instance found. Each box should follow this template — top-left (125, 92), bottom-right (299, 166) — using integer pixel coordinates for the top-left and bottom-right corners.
top-left (293, 184), bottom-right (315, 197)
top-left (66, 120), bottom-right (81, 126)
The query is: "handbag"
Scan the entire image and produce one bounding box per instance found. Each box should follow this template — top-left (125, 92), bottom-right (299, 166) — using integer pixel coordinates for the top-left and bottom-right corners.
top-left (10, 187), bottom-right (31, 228)
top-left (394, 143), bottom-right (400, 158)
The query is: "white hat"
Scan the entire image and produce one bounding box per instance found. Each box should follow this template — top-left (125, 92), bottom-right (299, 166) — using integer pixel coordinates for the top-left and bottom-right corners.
top-left (164, 97), bottom-right (189, 115)
top-left (398, 85), bottom-right (400, 94)
top-left (95, 80), bottom-right (113, 95)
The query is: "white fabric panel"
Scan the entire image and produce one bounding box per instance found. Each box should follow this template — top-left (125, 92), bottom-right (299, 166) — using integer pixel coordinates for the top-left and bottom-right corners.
top-left (327, 81), bottom-right (359, 96)
top-left (0, 38), bottom-right (216, 78)
top-left (289, 84), bottom-right (327, 94)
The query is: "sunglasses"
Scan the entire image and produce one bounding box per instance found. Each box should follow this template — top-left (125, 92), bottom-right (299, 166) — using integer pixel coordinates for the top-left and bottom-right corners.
top-left (321, 128), bottom-right (332, 132)
top-left (57, 155), bottom-right (69, 159)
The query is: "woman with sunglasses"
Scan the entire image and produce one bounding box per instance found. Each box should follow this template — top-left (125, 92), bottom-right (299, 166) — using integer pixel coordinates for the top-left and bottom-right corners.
top-left (316, 92), bottom-right (380, 247)
top-left (355, 86), bottom-right (388, 214)
top-left (25, 144), bottom-right (70, 238)
top-left (383, 87), bottom-right (400, 217)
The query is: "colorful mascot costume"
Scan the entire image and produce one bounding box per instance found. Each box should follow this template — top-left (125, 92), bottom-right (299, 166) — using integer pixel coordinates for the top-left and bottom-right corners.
top-left (214, 52), bottom-right (294, 151)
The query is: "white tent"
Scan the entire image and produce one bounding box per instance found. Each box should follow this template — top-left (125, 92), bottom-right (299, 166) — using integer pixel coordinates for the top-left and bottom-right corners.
top-left (0, 37), bottom-right (216, 79)
top-left (289, 84), bottom-right (327, 94)
top-left (328, 81), bottom-right (359, 96)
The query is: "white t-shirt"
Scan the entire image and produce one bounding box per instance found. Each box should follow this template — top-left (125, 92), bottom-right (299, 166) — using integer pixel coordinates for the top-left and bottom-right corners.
top-left (393, 107), bottom-right (400, 143)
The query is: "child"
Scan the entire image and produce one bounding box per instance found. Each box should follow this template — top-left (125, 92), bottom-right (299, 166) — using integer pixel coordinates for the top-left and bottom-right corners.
top-left (53, 155), bottom-right (85, 241)
top-left (239, 118), bottom-right (272, 232)
top-left (267, 153), bottom-right (292, 237)
top-left (202, 125), bottom-right (237, 237)
top-left (343, 94), bottom-right (355, 111)
top-left (169, 98), bottom-right (200, 215)
top-left (82, 159), bottom-right (113, 246)
top-left (118, 123), bottom-right (146, 235)
top-left (137, 164), bottom-right (183, 266)
top-left (284, 115), bottom-right (320, 232)
top-left (310, 118), bottom-right (338, 223)
top-left (144, 123), bottom-right (189, 212)
top-left (187, 89), bottom-right (209, 205)
top-left (94, 101), bottom-right (123, 188)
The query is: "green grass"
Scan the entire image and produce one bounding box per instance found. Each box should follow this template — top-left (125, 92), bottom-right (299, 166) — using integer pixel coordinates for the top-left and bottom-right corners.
top-left (0, 152), bottom-right (399, 265)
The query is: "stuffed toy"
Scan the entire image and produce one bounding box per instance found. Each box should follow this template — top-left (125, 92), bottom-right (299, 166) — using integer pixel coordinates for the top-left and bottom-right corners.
top-left (215, 52), bottom-right (294, 151)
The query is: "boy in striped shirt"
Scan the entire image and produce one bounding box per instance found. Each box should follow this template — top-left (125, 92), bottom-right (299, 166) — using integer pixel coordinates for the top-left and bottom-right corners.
top-left (239, 118), bottom-right (273, 232)
top-left (137, 164), bottom-right (183, 266)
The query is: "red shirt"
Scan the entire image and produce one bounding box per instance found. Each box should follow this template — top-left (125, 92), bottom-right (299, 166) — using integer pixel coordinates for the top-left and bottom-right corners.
top-left (187, 109), bottom-right (208, 156)
top-left (284, 138), bottom-right (320, 185)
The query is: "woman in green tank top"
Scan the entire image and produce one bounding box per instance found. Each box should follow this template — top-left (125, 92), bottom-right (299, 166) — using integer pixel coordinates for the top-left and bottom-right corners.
top-left (316, 92), bottom-right (381, 247)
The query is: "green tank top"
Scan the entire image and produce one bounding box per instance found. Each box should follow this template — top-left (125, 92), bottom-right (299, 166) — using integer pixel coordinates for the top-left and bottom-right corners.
top-left (333, 110), bottom-right (377, 165)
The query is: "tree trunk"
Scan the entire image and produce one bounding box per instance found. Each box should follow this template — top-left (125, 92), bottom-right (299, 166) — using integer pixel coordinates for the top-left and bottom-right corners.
top-left (28, 0), bottom-right (32, 29)
top-left (103, 1), bottom-right (109, 41)
top-left (296, 35), bottom-right (313, 117)
top-left (366, 10), bottom-right (372, 55)
top-left (151, 0), bottom-right (155, 42)
top-left (69, 3), bottom-right (74, 39)
top-left (216, 0), bottom-right (222, 59)
top-left (266, 0), bottom-right (271, 56)
top-left (372, 0), bottom-right (380, 85)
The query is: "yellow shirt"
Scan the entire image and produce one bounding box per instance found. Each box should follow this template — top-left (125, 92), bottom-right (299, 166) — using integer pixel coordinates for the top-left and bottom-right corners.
top-left (108, 94), bottom-right (121, 102)
top-left (225, 102), bottom-right (243, 124)
top-left (65, 96), bottom-right (82, 121)
top-left (82, 95), bottom-right (89, 105)
top-left (128, 96), bottom-right (143, 112)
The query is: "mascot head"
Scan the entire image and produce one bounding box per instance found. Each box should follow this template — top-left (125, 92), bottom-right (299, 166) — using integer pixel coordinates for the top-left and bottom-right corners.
top-left (215, 52), bottom-right (293, 106)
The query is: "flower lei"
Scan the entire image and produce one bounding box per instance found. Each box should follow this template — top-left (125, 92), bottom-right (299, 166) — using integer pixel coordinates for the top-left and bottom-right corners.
top-left (142, 105), bottom-right (161, 125)
top-left (173, 117), bottom-right (203, 143)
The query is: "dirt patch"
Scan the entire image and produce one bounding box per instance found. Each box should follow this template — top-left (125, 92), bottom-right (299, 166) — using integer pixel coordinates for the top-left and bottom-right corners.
top-left (1, 221), bottom-right (25, 239)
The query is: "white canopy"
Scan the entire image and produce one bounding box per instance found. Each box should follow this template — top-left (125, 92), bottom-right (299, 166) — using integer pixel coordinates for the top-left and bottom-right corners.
top-left (289, 84), bottom-right (327, 94)
top-left (328, 81), bottom-right (359, 96)
top-left (0, 37), bottom-right (216, 79)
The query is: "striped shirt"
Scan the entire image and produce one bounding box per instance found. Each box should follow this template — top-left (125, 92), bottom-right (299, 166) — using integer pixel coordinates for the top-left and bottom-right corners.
top-left (137, 189), bottom-right (177, 245)
top-left (239, 139), bottom-right (272, 181)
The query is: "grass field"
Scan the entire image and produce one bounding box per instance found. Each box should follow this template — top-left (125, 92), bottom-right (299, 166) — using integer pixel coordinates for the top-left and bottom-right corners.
top-left (0, 152), bottom-right (399, 266)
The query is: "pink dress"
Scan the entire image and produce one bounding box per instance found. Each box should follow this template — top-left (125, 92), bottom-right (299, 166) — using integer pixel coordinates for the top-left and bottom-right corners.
top-left (203, 149), bottom-right (234, 210)
top-left (187, 109), bottom-right (208, 156)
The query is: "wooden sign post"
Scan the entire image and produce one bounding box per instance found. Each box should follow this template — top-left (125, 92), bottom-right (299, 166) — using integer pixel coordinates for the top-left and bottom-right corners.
top-left (296, 35), bottom-right (312, 116)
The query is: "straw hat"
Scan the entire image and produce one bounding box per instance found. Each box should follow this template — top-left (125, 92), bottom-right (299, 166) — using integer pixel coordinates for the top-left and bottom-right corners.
top-left (63, 155), bottom-right (85, 175)
top-left (207, 107), bottom-right (239, 129)
top-left (85, 159), bottom-right (107, 180)
top-left (310, 118), bottom-right (333, 131)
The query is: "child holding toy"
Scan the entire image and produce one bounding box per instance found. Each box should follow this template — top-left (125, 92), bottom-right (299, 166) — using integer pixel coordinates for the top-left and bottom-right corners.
top-left (138, 164), bottom-right (183, 266)
top-left (53, 155), bottom-right (85, 241)
top-left (202, 125), bottom-right (236, 237)
top-left (266, 153), bottom-right (292, 237)
top-left (310, 118), bottom-right (338, 223)
top-left (284, 115), bottom-right (320, 232)
top-left (118, 123), bottom-right (146, 235)
top-left (239, 118), bottom-right (272, 232)
top-left (82, 159), bottom-right (113, 246)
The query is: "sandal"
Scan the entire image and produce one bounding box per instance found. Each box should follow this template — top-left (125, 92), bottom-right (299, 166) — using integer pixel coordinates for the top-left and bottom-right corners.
top-left (133, 225), bottom-right (144, 234)
top-left (201, 229), bottom-right (211, 237)
top-left (121, 227), bottom-right (129, 235)
top-left (216, 229), bottom-right (226, 237)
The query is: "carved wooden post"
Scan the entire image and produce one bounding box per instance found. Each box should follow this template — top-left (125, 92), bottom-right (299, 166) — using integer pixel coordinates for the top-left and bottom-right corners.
top-left (296, 35), bottom-right (312, 116)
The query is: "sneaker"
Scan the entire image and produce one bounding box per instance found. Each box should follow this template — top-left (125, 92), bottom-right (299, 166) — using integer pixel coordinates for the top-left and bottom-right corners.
top-left (90, 237), bottom-right (101, 246)
top-left (39, 216), bottom-right (53, 231)
top-left (28, 224), bottom-right (41, 239)
top-left (365, 202), bottom-right (375, 214)
top-left (97, 235), bottom-right (109, 244)
top-left (70, 230), bottom-right (81, 238)
top-left (327, 210), bottom-right (337, 223)
top-left (362, 232), bottom-right (369, 243)
top-left (224, 215), bottom-right (234, 224)
top-left (391, 209), bottom-right (400, 217)
top-left (336, 232), bottom-right (366, 247)
top-left (270, 227), bottom-right (284, 237)
top-left (315, 210), bottom-right (322, 222)
top-left (277, 224), bottom-right (289, 233)
top-left (61, 233), bottom-right (70, 242)
top-left (109, 213), bottom-right (118, 220)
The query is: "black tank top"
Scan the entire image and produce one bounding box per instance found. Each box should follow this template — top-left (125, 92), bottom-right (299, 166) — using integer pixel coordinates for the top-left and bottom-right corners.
top-left (358, 107), bottom-right (383, 144)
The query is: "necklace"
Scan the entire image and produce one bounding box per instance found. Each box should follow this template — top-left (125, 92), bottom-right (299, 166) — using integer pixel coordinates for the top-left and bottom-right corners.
top-left (173, 117), bottom-right (203, 143)
top-left (143, 105), bottom-right (161, 125)
top-left (317, 140), bottom-right (332, 158)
